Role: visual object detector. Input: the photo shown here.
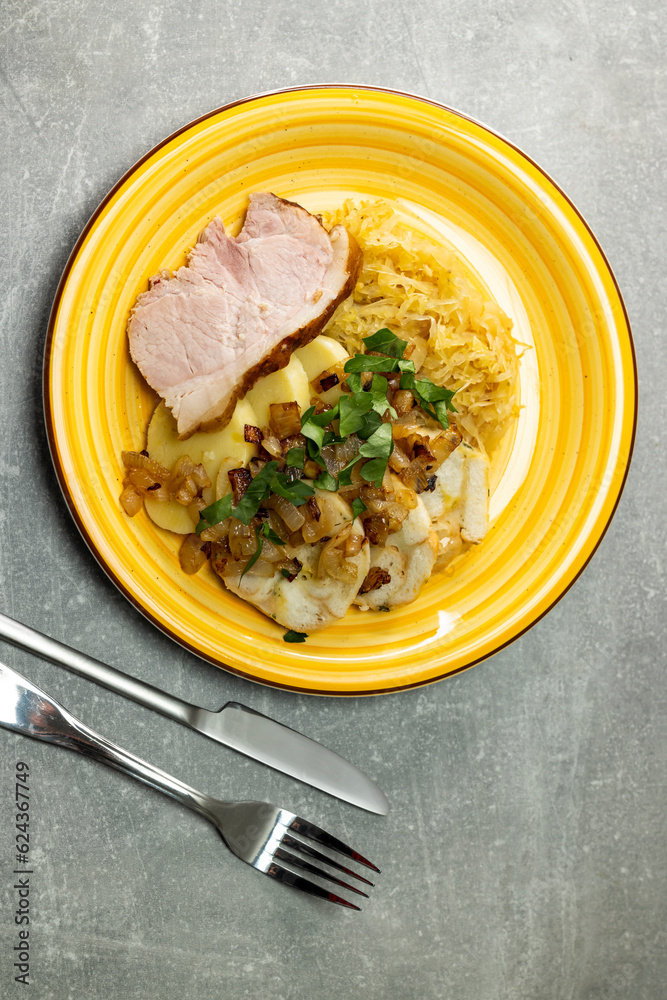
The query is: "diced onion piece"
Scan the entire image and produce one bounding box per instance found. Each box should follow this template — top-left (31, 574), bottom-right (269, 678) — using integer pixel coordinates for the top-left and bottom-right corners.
top-left (320, 445), bottom-right (337, 475)
top-left (239, 535), bottom-right (259, 557)
top-left (362, 514), bottom-right (391, 545)
top-left (392, 389), bottom-right (416, 416)
top-left (174, 475), bottom-right (198, 506)
top-left (244, 424), bottom-right (263, 444)
top-left (392, 485), bottom-right (419, 510)
top-left (228, 520), bottom-right (252, 559)
top-left (281, 433), bottom-right (307, 456)
top-left (192, 464), bottom-right (211, 490)
top-left (430, 426), bottom-right (463, 465)
top-left (261, 430), bottom-right (284, 459)
top-left (228, 468), bottom-right (252, 505)
top-left (309, 397), bottom-right (334, 415)
top-left (398, 459), bottom-right (431, 494)
top-left (121, 451), bottom-right (171, 481)
top-left (127, 467), bottom-right (162, 492)
top-left (260, 538), bottom-right (285, 563)
top-left (120, 485), bottom-right (144, 517)
top-left (388, 445), bottom-right (411, 473)
top-left (266, 509), bottom-right (290, 543)
top-left (245, 557), bottom-right (276, 578)
top-left (318, 525), bottom-right (361, 582)
top-left (187, 499), bottom-right (206, 526)
top-left (304, 459), bottom-right (322, 479)
top-left (210, 540), bottom-right (231, 578)
top-left (264, 494), bottom-right (305, 532)
top-left (199, 520), bottom-right (230, 543)
top-left (334, 435), bottom-right (360, 470)
top-left (224, 556), bottom-right (275, 579)
top-left (360, 485), bottom-right (409, 533)
top-left (345, 531), bottom-right (363, 557)
top-left (303, 497), bottom-right (338, 544)
top-left (312, 361), bottom-right (348, 394)
top-left (179, 534), bottom-right (208, 575)
top-left (168, 455), bottom-right (196, 493)
top-left (248, 457), bottom-right (270, 478)
top-left (269, 401), bottom-right (302, 439)
top-left (359, 566), bottom-right (392, 594)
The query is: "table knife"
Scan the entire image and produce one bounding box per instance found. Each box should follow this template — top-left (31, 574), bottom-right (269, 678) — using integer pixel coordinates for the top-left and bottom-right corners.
top-left (0, 611), bottom-right (389, 815)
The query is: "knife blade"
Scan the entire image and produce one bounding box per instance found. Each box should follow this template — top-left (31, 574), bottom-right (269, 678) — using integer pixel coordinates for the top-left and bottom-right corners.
top-left (0, 611), bottom-right (389, 815)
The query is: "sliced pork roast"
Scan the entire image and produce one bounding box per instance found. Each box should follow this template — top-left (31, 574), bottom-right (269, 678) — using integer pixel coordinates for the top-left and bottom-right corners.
top-left (128, 193), bottom-right (362, 438)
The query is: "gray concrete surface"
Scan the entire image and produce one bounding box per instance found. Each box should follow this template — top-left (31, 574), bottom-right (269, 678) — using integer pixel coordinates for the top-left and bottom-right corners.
top-left (1, 1), bottom-right (665, 998)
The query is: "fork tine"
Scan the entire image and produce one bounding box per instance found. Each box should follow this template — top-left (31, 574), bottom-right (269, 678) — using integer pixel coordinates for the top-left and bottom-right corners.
top-left (288, 816), bottom-right (380, 873)
top-left (282, 833), bottom-right (374, 886)
top-left (264, 860), bottom-right (361, 910)
top-left (275, 847), bottom-right (369, 898)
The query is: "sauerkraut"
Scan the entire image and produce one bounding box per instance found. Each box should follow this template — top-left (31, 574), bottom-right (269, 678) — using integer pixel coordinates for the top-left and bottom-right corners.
top-left (321, 199), bottom-right (520, 453)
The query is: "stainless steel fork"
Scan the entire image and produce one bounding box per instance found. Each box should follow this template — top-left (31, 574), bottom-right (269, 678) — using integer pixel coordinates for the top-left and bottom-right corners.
top-left (0, 660), bottom-right (378, 910)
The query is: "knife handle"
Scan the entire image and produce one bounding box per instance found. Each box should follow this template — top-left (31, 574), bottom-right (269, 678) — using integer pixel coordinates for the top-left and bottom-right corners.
top-left (0, 611), bottom-right (197, 727)
top-left (0, 660), bottom-right (213, 821)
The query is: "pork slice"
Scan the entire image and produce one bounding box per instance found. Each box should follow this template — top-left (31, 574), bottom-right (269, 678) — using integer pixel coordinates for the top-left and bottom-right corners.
top-left (128, 193), bottom-right (361, 438)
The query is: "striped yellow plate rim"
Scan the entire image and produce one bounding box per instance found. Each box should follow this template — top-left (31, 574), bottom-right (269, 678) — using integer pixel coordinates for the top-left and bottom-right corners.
top-left (44, 86), bottom-right (637, 696)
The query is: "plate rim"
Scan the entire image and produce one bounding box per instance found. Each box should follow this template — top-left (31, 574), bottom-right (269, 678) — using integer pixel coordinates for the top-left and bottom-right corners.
top-left (42, 84), bottom-right (638, 697)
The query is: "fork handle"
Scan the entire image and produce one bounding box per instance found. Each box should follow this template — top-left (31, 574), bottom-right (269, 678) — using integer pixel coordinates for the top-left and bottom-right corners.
top-left (0, 660), bottom-right (215, 823)
top-left (0, 611), bottom-right (198, 726)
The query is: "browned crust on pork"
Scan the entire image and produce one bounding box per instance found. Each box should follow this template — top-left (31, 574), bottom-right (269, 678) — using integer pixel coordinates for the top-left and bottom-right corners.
top-left (180, 230), bottom-right (362, 438)
top-left (269, 193), bottom-right (328, 232)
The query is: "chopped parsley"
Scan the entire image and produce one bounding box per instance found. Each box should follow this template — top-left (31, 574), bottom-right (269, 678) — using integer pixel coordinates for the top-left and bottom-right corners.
top-left (362, 327), bottom-right (408, 358)
top-left (283, 629), bottom-right (308, 643)
top-left (350, 497), bottom-right (366, 520)
top-left (260, 522), bottom-right (286, 545)
top-left (285, 446), bottom-right (305, 469)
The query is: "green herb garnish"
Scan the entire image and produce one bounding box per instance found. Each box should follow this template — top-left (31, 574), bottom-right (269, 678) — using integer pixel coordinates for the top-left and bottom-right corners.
top-left (314, 469), bottom-right (338, 491)
top-left (283, 629), bottom-right (308, 643)
top-left (260, 522), bottom-right (286, 545)
top-left (350, 497), bottom-right (366, 520)
top-left (196, 493), bottom-right (233, 535)
top-left (338, 391), bottom-right (373, 437)
top-left (300, 404), bottom-right (340, 454)
top-left (362, 327), bottom-right (408, 358)
top-left (369, 375), bottom-right (397, 419)
top-left (400, 372), bottom-right (457, 427)
top-left (232, 462), bottom-right (280, 524)
top-left (285, 447), bottom-right (305, 469)
top-left (358, 422), bottom-right (394, 487)
top-left (269, 473), bottom-right (315, 505)
top-left (344, 354), bottom-right (398, 375)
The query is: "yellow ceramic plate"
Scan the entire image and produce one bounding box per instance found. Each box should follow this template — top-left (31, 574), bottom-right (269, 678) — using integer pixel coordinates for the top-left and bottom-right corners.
top-left (44, 86), bottom-right (636, 695)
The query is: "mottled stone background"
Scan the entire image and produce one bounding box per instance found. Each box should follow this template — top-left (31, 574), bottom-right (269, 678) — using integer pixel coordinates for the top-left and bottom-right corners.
top-left (1, 1), bottom-right (665, 998)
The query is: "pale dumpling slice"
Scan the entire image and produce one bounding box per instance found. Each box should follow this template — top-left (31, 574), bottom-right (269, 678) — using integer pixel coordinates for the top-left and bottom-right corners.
top-left (354, 478), bottom-right (438, 611)
top-left (143, 397), bottom-right (257, 534)
top-left (294, 335), bottom-right (349, 406)
top-left (223, 492), bottom-right (370, 632)
top-left (420, 444), bottom-right (490, 567)
top-left (244, 354), bottom-right (311, 427)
